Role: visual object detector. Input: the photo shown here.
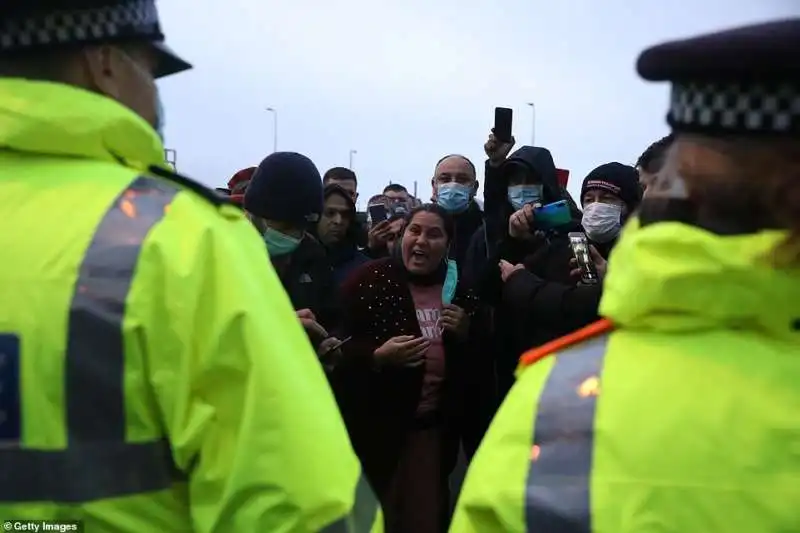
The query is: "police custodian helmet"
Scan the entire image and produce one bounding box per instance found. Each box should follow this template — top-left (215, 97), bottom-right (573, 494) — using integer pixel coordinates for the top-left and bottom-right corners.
top-left (0, 0), bottom-right (191, 78)
top-left (636, 18), bottom-right (800, 136)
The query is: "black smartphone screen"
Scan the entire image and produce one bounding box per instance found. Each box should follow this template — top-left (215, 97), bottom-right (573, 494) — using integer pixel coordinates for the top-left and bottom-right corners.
top-left (494, 107), bottom-right (513, 143)
top-left (368, 204), bottom-right (388, 223)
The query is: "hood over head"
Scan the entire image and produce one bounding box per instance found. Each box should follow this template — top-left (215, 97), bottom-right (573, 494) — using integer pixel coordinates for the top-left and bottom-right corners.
top-left (501, 146), bottom-right (563, 204)
top-left (500, 146), bottom-right (582, 221)
top-left (227, 167), bottom-right (256, 206)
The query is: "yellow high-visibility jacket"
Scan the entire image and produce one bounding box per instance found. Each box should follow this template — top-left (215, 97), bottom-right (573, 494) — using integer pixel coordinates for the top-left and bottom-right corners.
top-left (0, 79), bottom-right (382, 533)
top-left (451, 219), bottom-right (800, 532)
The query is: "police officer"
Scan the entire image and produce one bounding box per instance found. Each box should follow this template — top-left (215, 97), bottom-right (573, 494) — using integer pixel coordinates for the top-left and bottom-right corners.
top-left (0, 2), bottom-right (382, 532)
top-left (451, 18), bottom-right (800, 533)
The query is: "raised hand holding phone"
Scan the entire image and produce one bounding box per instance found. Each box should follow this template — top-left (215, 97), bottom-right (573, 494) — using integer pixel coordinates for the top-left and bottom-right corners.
top-left (368, 203), bottom-right (388, 224)
top-left (493, 107), bottom-right (514, 143)
top-left (485, 107), bottom-right (516, 168)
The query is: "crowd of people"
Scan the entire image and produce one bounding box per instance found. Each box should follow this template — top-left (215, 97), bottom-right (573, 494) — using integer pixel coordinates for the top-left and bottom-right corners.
top-left (1, 1), bottom-right (798, 532)
top-left (212, 124), bottom-right (667, 531)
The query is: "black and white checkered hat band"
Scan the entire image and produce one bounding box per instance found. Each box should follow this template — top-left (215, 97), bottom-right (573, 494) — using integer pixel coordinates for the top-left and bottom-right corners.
top-left (669, 81), bottom-right (800, 135)
top-left (0, 1), bottom-right (161, 51)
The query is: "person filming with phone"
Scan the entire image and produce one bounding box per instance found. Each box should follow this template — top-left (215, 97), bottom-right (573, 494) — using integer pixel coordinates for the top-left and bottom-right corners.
top-left (495, 164), bottom-right (641, 385)
top-left (453, 18), bottom-right (800, 533)
top-left (465, 129), bottom-right (586, 399)
top-left (366, 193), bottom-right (406, 258)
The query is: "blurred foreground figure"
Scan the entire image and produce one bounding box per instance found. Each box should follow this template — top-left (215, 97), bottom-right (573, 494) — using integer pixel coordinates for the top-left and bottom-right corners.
top-left (0, 1), bottom-right (381, 531)
top-left (451, 18), bottom-right (800, 533)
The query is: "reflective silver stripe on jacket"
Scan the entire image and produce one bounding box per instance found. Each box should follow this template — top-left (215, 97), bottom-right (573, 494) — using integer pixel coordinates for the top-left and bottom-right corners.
top-left (0, 175), bottom-right (183, 502)
top-left (525, 335), bottom-right (609, 533)
top-left (321, 473), bottom-right (381, 532)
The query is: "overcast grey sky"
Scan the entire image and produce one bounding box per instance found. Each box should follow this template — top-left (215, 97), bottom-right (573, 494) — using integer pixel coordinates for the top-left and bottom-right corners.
top-left (157, 0), bottom-right (798, 206)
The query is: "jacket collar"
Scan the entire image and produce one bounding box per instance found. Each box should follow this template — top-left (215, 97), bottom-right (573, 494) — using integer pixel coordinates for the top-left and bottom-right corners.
top-left (601, 219), bottom-right (800, 342)
top-left (0, 79), bottom-right (165, 172)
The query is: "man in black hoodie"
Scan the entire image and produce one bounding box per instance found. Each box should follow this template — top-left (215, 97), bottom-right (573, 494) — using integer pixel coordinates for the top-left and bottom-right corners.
top-left (464, 134), bottom-right (584, 400)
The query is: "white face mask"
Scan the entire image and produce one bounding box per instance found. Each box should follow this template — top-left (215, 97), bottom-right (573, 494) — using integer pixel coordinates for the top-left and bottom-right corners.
top-left (582, 202), bottom-right (622, 243)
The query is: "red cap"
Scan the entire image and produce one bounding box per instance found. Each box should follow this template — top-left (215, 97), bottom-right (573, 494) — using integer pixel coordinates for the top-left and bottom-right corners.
top-left (227, 167), bottom-right (256, 205)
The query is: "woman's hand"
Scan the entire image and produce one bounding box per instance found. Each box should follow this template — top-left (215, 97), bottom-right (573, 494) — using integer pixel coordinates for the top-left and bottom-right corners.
top-left (373, 335), bottom-right (430, 368)
top-left (499, 259), bottom-right (526, 282)
top-left (441, 304), bottom-right (469, 339)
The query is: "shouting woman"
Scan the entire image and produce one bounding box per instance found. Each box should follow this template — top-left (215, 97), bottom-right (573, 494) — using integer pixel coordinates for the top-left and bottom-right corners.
top-left (330, 204), bottom-right (487, 533)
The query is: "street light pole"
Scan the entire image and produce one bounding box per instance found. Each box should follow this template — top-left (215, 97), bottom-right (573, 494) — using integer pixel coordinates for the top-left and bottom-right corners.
top-left (349, 149), bottom-right (357, 169)
top-left (526, 102), bottom-right (536, 146)
top-left (266, 107), bottom-right (278, 152)
top-left (164, 148), bottom-right (177, 169)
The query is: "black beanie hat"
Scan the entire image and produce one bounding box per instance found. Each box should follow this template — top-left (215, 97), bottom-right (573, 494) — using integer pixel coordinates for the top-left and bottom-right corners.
top-left (244, 152), bottom-right (324, 224)
top-left (580, 162), bottom-right (642, 212)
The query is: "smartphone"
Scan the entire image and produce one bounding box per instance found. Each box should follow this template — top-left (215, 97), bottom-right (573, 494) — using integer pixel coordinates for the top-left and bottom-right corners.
top-left (534, 200), bottom-right (572, 229)
top-left (388, 201), bottom-right (409, 219)
top-left (568, 232), bottom-right (600, 285)
top-left (368, 203), bottom-right (388, 223)
top-left (319, 336), bottom-right (352, 359)
top-left (494, 107), bottom-right (513, 143)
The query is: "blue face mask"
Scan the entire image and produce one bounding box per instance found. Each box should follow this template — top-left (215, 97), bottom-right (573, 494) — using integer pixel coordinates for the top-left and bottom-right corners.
top-left (442, 259), bottom-right (458, 305)
top-left (437, 183), bottom-right (472, 213)
top-left (264, 227), bottom-right (301, 256)
top-left (507, 184), bottom-right (543, 210)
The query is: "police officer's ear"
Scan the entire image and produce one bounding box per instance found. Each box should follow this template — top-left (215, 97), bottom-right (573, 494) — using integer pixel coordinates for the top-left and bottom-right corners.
top-left (81, 45), bottom-right (124, 99)
top-left (81, 44), bottom-right (154, 101)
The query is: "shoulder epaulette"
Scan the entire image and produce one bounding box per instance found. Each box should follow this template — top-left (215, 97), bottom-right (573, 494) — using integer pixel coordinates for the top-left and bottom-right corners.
top-left (147, 165), bottom-right (232, 208)
top-left (519, 318), bottom-right (614, 369)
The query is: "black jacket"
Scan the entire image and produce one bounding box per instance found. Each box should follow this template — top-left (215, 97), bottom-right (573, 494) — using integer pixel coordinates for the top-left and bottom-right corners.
top-left (271, 234), bottom-right (339, 331)
top-left (449, 201), bottom-right (485, 268)
top-left (463, 146), bottom-right (602, 400)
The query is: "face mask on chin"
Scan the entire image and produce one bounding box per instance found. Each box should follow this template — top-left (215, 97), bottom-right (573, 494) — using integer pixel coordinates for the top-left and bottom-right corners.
top-left (582, 202), bottom-right (623, 243)
top-left (441, 258), bottom-right (458, 305)
top-left (264, 227), bottom-right (302, 256)
top-left (436, 183), bottom-right (472, 213)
